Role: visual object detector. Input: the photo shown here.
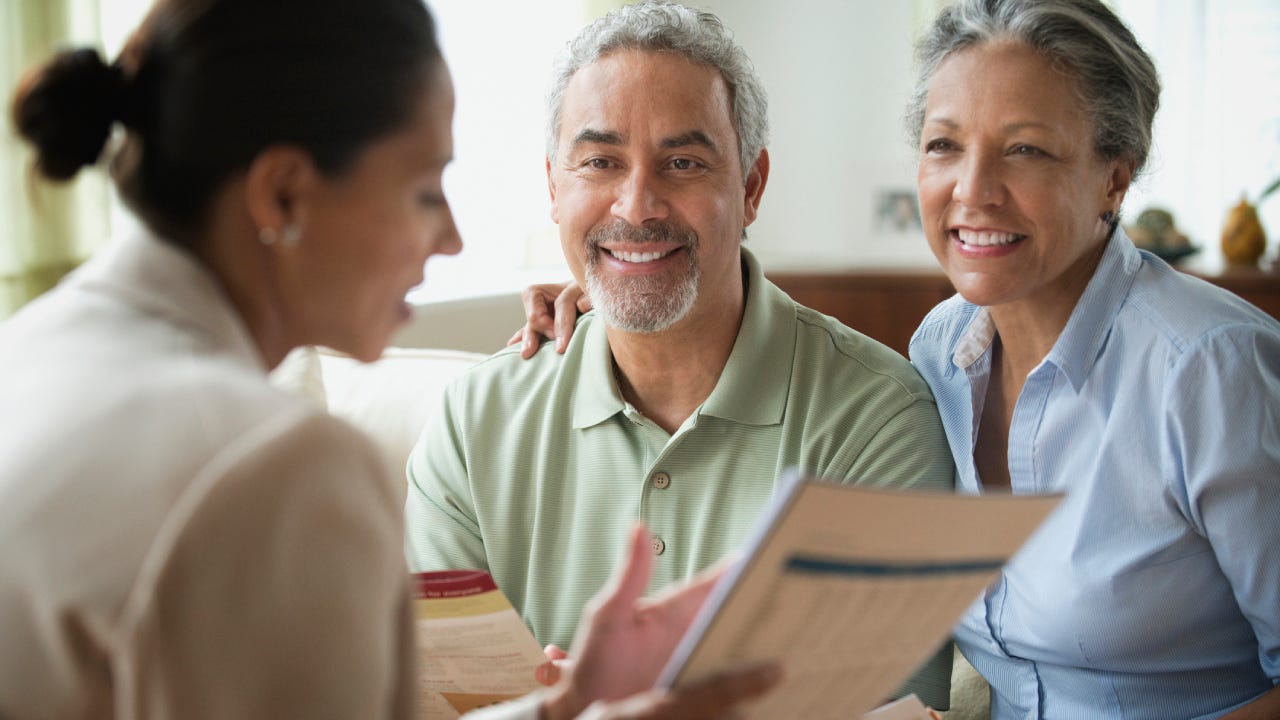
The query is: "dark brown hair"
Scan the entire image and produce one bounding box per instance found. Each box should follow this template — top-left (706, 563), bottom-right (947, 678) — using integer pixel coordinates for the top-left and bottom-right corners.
top-left (11, 0), bottom-right (442, 245)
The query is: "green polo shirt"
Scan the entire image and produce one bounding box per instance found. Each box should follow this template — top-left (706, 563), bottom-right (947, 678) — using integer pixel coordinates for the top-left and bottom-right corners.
top-left (406, 249), bottom-right (955, 702)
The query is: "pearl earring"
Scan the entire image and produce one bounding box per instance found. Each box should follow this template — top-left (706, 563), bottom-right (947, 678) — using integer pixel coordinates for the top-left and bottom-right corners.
top-left (280, 224), bottom-right (302, 246)
top-left (258, 224), bottom-right (302, 246)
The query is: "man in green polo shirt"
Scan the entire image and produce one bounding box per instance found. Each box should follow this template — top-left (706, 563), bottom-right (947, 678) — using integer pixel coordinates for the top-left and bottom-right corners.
top-left (405, 1), bottom-right (955, 707)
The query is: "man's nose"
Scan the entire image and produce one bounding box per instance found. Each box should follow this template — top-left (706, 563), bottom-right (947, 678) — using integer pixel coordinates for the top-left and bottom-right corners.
top-left (611, 168), bottom-right (669, 226)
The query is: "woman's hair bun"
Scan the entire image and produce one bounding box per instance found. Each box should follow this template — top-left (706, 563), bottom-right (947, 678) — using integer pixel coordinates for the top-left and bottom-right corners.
top-left (11, 47), bottom-right (126, 181)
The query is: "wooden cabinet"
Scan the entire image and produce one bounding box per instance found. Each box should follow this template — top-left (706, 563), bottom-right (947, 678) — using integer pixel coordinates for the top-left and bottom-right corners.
top-left (767, 270), bottom-right (954, 358)
top-left (767, 260), bottom-right (1280, 358)
top-left (1182, 260), bottom-right (1280, 322)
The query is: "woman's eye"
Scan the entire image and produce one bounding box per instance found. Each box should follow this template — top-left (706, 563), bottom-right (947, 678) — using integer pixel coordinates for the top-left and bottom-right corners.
top-left (418, 193), bottom-right (446, 207)
top-left (924, 139), bottom-right (955, 153)
top-left (1011, 144), bottom-right (1047, 157)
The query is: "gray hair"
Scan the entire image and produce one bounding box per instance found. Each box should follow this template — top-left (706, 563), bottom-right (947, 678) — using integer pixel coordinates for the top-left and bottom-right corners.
top-left (905, 0), bottom-right (1160, 173)
top-left (546, 0), bottom-right (769, 179)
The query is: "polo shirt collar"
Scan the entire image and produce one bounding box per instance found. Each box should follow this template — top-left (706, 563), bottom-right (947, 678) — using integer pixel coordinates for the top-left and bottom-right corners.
top-left (701, 248), bottom-right (795, 425)
top-left (572, 311), bottom-right (625, 429)
top-left (570, 247), bottom-right (796, 429)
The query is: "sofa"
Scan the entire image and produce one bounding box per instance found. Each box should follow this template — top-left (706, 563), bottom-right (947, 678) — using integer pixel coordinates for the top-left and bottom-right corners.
top-left (271, 292), bottom-right (991, 720)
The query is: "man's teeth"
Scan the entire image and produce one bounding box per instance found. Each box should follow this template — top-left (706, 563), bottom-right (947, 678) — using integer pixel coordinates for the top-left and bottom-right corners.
top-left (957, 229), bottom-right (1022, 247)
top-left (608, 249), bottom-right (673, 263)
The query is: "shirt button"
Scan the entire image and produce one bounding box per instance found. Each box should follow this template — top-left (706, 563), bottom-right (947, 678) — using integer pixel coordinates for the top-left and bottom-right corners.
top-left (651, 472), bottom-right (671, 489)
top-left (651, 536), bottom-right (666, 556)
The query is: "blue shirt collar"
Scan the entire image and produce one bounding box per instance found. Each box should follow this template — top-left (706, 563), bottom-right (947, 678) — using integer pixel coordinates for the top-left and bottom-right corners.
top-left (951, 229), bottom-right (1143, 391)
top-left (1045, 228), bottom-right (1142, 391)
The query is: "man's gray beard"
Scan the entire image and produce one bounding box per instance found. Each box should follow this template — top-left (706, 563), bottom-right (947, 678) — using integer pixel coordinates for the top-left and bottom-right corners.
top-left (582, 223), bottom-right (699, 334)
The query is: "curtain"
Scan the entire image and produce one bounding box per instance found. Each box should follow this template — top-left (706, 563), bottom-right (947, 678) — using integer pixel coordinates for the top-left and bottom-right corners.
top-left (1, 0), bottom-right (110, 320)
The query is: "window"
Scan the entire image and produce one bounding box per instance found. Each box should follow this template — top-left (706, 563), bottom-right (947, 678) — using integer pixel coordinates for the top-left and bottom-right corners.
top-left (1117, 0), bottom-right (1280, 266)
top-left (13, 1), bottom-right (1278, 315)
top-left (412, 0), bottom-right (586, 302)
top-left (93, 0), bottom-right (587, 303)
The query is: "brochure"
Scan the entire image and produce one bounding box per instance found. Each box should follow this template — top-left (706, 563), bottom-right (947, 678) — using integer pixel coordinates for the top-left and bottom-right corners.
top-left (413, 570), bottom-right (547, 719)
top-left (658, 473), bottom-right (1061, 719)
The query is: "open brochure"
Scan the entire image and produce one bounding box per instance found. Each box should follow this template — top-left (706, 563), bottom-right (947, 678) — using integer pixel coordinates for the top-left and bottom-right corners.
top-left (413, 570), bottom-right (547, 719)
top-left (412, 569), bottom-right (943, 720)
top-left (657, 473), bottom-right (1062, 719)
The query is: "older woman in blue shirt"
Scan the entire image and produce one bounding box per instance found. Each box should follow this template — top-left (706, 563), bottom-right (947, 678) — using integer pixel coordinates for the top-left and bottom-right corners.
top-left (906, 0), bottom-right (1280, 717)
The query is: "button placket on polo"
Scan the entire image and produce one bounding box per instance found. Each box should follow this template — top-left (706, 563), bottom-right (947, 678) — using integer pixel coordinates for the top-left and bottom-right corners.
top-left (639, 423), bottom-right (694, 563)
top-left (650, 536), bottom-right (666, 555)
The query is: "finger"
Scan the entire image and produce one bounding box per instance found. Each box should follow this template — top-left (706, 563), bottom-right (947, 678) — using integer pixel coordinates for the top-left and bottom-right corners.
top-left (576, 291), bottom-right (594, 314)
top-left (595, 523), bottom-right (653, 617)
top-left (528, 302), bottom-right (557, 340)
top-left (507, 328), bottom-right (525, 347)
top-left (544, 643), bottom-right (570, 661)
top-left (521, 287), bottom-right (558, 338)
top-left (552, 286), bottom-right (581, 353)
top-left (521, 326), bottom-right (544, 360)
top-left (536, 660), bottom-right (561, 687)
top-left (640, 552), bottom-right (739, 629)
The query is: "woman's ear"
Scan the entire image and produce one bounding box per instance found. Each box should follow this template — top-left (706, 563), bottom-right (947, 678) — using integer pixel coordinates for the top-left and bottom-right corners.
top-left (244, 146), bottom-right (317, 242)
top-left (1104, 157), bottom-right (1136, 211)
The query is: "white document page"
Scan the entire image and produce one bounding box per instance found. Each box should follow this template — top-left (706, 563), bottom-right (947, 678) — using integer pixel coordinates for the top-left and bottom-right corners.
top-left (659, 474), bottom-right (1060, 720)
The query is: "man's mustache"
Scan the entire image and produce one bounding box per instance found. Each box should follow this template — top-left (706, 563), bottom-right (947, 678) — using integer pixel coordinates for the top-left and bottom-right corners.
top-left (586, 221), bottom-right (698, 251)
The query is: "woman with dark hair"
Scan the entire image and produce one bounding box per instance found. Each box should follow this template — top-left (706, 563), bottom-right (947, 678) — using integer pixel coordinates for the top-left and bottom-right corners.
top-left (0, 1), bottom-right (776, 717)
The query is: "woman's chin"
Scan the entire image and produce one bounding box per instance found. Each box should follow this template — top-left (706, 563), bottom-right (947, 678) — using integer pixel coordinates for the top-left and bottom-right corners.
top-left (949, 273), bottom-right (1025, 309)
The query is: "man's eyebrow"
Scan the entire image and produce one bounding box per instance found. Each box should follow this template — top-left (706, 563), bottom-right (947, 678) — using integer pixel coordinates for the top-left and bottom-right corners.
top-left (571, 129), bottom-right (624, 148)
top-left (661, 130), bottom-right (717, 152)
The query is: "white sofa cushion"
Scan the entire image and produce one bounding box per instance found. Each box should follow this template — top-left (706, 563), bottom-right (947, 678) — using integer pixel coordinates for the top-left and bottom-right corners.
top-left (272, 346), bottom-right (485, 478)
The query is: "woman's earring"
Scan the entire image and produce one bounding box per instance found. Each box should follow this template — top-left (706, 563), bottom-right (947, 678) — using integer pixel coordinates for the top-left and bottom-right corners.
top-left (259, 224), bottom-right (302, 246)
top-left (1100, 210), bottom-right (1116, 225)
top-left (280, 224), bottom-right (302, 246)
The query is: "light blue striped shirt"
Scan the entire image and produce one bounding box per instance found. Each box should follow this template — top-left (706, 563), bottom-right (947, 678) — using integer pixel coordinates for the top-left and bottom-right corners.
top-left (910, 230), bottom-right (1280, 719)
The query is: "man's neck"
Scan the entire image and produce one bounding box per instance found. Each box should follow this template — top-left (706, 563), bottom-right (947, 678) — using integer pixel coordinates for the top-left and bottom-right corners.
top-left (605, 272), bottom-right (747, 435)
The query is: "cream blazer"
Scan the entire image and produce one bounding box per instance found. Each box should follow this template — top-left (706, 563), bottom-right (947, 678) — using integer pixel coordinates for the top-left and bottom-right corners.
top-left (0, 234), bottom-right (416, 719)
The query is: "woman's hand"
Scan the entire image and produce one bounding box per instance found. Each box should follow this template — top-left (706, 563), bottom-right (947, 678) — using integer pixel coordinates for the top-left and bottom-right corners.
top-left (570, 667), bottom-right (781, 719)
top-left (507, 281), bottom-right (591, 359)
top-left (539, 525), bottom-right (780, 720)
top-left (535, 644), bottom-right (572, 686)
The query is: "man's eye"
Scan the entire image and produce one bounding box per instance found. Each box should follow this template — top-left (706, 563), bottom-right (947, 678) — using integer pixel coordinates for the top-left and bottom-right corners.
top-left (586, 158), bottom-right (612, 170)
top-left (672, 158), bottom-right (694, 170)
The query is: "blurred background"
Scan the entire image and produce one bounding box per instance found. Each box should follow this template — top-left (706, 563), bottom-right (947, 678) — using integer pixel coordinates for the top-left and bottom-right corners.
top-left (3, 0), bottom-right (1278, 318)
